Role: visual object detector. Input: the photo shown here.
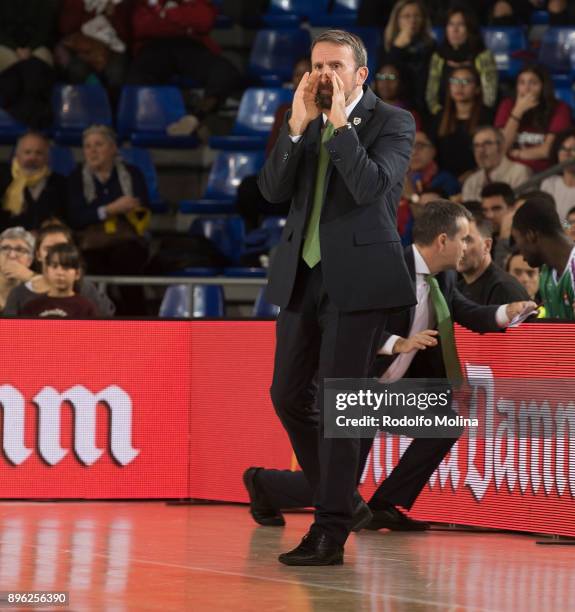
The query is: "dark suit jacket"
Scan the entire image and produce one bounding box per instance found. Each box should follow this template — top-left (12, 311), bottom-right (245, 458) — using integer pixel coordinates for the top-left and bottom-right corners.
top-left (258, 87), bottom-right (417, 312)
top-left (0, 165), bottom-right (67, 232)
top-left (373, 246), bottom-right (502, 379)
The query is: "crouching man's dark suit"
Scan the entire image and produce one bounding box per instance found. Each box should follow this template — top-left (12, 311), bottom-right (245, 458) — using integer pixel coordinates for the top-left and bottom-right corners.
top-left (257, 87), bottom-right (417, 545)
top-left (254, 245), bottom-right (503, 515)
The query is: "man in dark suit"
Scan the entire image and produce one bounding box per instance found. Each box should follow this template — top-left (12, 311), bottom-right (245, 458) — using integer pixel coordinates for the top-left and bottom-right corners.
top-left (244, 201), bottom-right (536, 535)
top-left (257, 29), bottom-right (417, 566)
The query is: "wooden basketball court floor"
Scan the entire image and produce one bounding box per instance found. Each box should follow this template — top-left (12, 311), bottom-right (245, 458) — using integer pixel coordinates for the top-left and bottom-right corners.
top-left (0, 502), bottom-right (572, 611)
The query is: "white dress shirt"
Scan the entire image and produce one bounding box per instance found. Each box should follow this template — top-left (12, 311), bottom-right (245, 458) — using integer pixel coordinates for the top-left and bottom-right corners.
top-left (378, 245), bottom-right (510, 383)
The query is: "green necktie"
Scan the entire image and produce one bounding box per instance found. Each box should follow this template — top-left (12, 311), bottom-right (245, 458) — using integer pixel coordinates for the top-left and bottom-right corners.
top-left (425, 275), bottom-right (465, 385)
top-left (302, 121), bottom-right (335, 268)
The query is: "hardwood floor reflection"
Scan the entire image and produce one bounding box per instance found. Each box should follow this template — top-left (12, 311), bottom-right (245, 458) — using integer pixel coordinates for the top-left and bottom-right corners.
top-left (0, 503), bottom-right (571, 611)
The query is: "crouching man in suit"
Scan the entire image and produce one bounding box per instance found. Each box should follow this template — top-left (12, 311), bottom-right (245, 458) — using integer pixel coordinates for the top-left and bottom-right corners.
top-left (244, 201), bottom-right (536, 534)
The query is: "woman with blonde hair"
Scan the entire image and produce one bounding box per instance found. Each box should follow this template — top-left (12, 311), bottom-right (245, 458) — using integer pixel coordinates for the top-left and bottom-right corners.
top-left (382, 0), bottom-right (435, 113)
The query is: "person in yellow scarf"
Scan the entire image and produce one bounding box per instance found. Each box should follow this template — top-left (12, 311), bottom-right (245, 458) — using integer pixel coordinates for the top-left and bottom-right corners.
top-left (0, 132), bottom-right (67, 232)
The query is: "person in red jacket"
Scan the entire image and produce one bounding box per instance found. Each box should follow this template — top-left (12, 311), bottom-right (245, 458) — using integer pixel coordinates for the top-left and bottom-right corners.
top-left (55, 0), bottom-right (132, 100)
top-left (128, 0), bottom-right (243, 135)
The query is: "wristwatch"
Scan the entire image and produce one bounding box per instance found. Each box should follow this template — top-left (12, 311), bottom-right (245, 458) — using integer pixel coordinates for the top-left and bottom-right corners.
top-left (333, 122), bottom-right (352, 136)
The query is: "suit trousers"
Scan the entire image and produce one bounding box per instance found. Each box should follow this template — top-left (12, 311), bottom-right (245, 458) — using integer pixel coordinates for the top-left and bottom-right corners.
top-left (270, 261), bottom-right (388, 545)
top-left (258, 437), bottom-right (457, 512)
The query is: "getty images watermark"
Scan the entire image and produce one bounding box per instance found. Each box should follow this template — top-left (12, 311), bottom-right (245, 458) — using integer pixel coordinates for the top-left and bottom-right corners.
top-left (323, 377), bottom-right (575, 439)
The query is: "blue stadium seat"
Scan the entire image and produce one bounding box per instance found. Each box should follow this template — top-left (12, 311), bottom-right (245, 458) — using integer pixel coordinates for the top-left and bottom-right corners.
top-left (189, 216), bottom-right (246, 265)
top-left (249, 29), bottom-right (312, 85)
top-left (253, 286), bottom-right (280, 317)
top-left (311, 0), bottom-right (359, 26)
top-left (49, 145), bottom-right (76, 176)
top-left (52, 85), bottom-right (112, 145)
top-left (244, 216), bottom-right (286, 256)
top-left (159, 284), bottom-right (225, 318)
top-left (553, 76), bottom-right (575, 114)
top-left (179, 150), bottom-right (265, 214)
top-left (209, 87), bottom-right (294, 150)
top-left (264, 0), bottom-right (329, 27)
top-left (0, 108), bottom-right (26, 144)
top-left (117, 86), bottom-right (199, 148)
top-left (482, 27), bottom-right (527, 78)
top-left (538, 27), bottom-right (575, 74)
top-left (531, 10), bottom-right (549, 25)
top-left (431, 26), bottom-right (443, 43)
top-left (119, 147), bottom-right (167, 213)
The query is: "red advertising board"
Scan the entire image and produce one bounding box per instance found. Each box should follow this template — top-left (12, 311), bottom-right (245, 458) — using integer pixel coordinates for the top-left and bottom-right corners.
top-left (1, 319), bottom-right (574, 537)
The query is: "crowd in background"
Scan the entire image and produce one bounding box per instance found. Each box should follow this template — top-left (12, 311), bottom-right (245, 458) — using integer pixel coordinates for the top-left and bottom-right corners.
top-left (0, 0), bottom-right (575, 319)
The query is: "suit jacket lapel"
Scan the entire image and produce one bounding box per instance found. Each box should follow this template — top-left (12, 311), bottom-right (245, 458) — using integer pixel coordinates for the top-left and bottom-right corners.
top-left (404, 246), bottom-right (417, 331)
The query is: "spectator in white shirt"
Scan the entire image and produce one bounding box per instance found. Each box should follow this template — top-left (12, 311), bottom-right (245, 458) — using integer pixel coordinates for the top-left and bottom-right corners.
top-left (462, 126), bottom-right (531, 201)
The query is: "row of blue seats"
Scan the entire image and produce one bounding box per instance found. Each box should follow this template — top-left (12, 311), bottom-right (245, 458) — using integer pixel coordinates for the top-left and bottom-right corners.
top-left (159, 285), bottom-right (278, 318)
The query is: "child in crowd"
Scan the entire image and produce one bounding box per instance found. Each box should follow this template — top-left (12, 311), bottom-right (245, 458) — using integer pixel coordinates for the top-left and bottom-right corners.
top-left (21, 243), bottom-right (99, 318)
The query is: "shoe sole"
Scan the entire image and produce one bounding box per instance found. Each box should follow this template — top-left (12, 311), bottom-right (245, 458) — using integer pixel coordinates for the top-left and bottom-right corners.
top-left (364, 522), bottom-right (430, 532)
top-left (278, 556), bottom-right (344, 566)
top-left (242, 469), bottom-right (285, 527)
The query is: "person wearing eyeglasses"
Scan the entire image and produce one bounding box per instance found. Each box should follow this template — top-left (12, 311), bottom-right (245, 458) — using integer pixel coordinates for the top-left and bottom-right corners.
top-left (541, 128), bottom-right (575, 221)
top-left (425, 8), bottom-right (497, 116)
top-left (372, 61), bottom-right (422, 129)
top-left (430, 65), bottom-right (493, 183)
top-left (0, 227), bottom-right (35, 312)
top-left (462, 126), bottom-right (531, 201)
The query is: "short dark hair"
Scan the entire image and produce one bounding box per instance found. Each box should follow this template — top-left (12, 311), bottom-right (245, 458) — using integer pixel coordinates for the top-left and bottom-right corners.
top-left (549, 127), bottom-right (575, 165)
top-left (512, 197), bottom-right (563, 237)
top-left (480, 182), bottom-right (515, 207)
top-left (45, 242), bottom-right (82, 270)
top-left (413, 200), bottom-right (472, 246)
top-left (468, 209), bottom-right (493, 239)
top-left (312, 29), bottom-right (367, 70)
top-left (517, 189), bottom-right (556, 211)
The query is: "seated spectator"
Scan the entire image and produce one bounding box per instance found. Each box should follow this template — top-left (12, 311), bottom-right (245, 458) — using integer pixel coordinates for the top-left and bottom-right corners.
top-left (372, 61), bottom-right (422, 129)
top-left (55, 0), bottom-right (131, 104)
top-left (399, 187), bottom-right (448, 246)
top-left (430, 65), bottom-right (493, 182)
top-left (480, 181), bottom-right (517, 266)
top-left (506, 248), bottom-right (540, 301)
top-left (426, 7), bottom-right (498, 115)
top-left (457, 208), bottom-right (529, 303)
top-left (548, 0), bottom-right (575, 25)
top-left (0, 227), bottom-right (35, 312)
top-left (463, 126), bottom-right (531, 201)
top-left (488, 0), bottom-right (536, 25)
top-left (512, 196), bottom-right (575, 319)
top-left (541, 128), bottom-right (575, 221)
top-left (67, 124), bottom-right (150, 314)
top-left (21, 243), bottom-right (99, 318)
top-left (0, 0), bottom-right (59, 129)
top-left (237, 57), bottom-right (310, 231)
top-left (398, 131), bottom-right (460, 242)
top-left (127, 0), bottom-right (243, 136)
top-left (495, 64), bottom-right (572, 174)
top-left (0, 132), bottom-right (67, 232)
top-left (381, 0), bottom-right (435, 114)
top-left (4, 223), bottom-right (114, 316)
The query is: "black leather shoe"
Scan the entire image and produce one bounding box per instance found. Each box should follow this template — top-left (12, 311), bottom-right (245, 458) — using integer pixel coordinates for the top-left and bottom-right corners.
top-left (351, 499), bottom-right (373, 532)
top-left (243, 467), bottom-right (285, 527)
top-left (364, 503), bottom-right (430, 531)
top-left (279, 529), bottom-right (344, 566)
